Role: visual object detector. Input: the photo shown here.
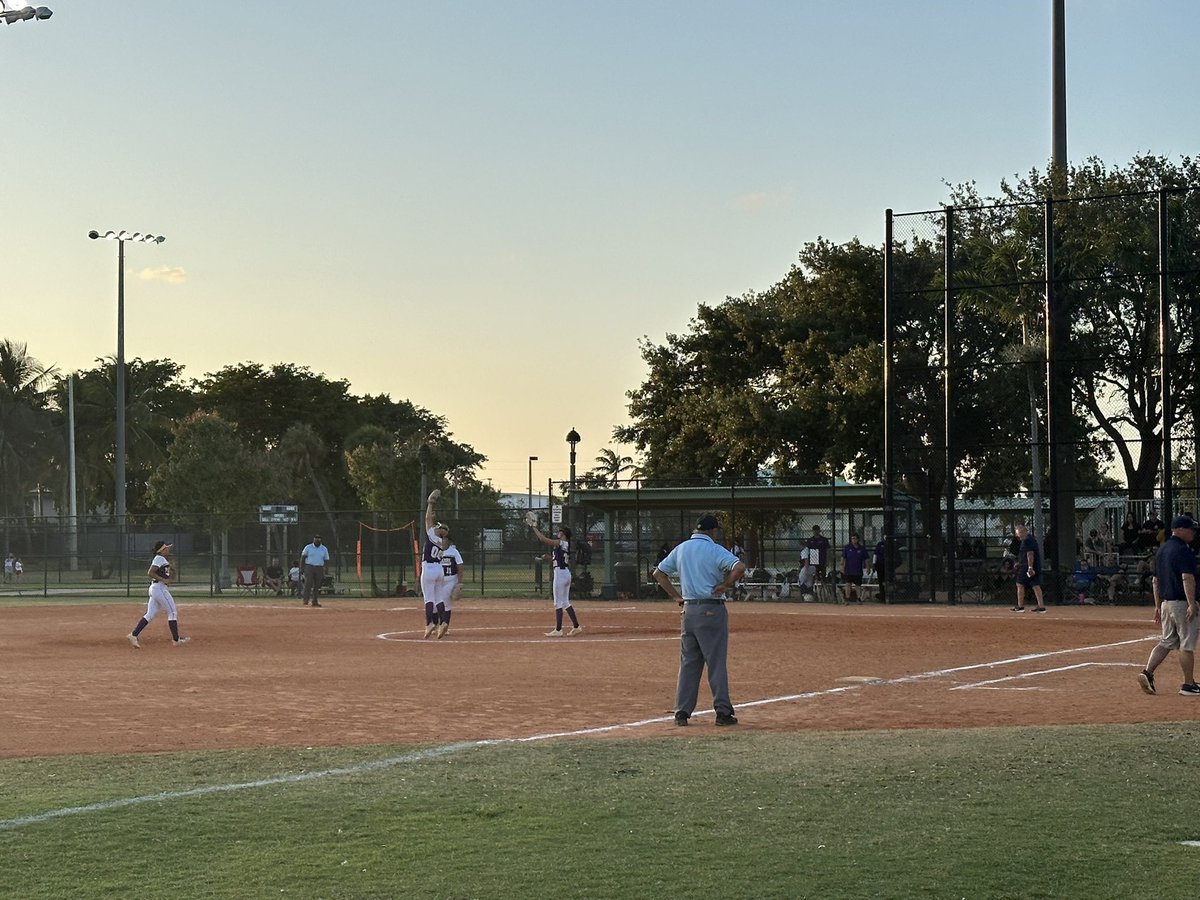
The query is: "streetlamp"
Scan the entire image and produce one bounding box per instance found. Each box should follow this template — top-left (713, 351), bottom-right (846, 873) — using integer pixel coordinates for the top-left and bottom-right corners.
top-left (0, 5), bottom-right (53, 25)
top-left (88, 229), bottom-right (166, 534)
top-left (528, 456), bottom-right (538, 512)
top-left (565, 428), bottom-right (581, 491)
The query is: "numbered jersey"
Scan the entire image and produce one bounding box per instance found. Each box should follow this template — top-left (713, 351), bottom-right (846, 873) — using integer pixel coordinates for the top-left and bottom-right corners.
top-left (150, 553), bottom-right (171, 581)
top-left (552, 539), bottom-right (569, 569)
top-left (422, 527), bottom-right (444, 565)
top-left (440, 545), bottom-right (464, 578)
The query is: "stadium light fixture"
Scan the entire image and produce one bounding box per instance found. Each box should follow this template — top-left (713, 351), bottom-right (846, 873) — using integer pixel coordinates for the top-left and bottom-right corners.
top-left (0, 5), bottom-right (53, 25)
top-left (88, 228), bottom-right (166, 538)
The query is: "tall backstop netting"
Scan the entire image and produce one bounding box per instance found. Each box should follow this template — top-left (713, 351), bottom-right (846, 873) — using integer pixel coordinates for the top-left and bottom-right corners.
top-left (886, 187), bottom-right (1200, 604)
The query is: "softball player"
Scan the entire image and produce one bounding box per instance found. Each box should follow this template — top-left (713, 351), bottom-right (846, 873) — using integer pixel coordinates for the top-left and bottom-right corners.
top-left (431, 537), bottom-right (464, 639)
top-left (530, 523), bottom-right (582, 636)
top-left (421, 490), bottom-right (451, 638)
top-left (127, 540), bottom-right (190, 648)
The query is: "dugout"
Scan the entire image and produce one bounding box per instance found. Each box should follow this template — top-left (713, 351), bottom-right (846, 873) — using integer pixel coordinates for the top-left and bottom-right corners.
top-left (565, 481), bottom-right (919, 601)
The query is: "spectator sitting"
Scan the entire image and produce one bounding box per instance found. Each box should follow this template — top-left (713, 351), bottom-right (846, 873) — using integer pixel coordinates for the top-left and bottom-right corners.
top-left (1139, 511), bottom-right (1165, 549)
top-left (288, 560), bottom-right (301, 595)
top-left (1083, 529), bottom-right (1103, 566)
top-left (1070, 557), bottom-right (1099, 604)
top-left (972, 537), bottom-right (986, 560)
top-left (263, 558), bottom-right (285, 595)
top-left (1136, 550), bottom-right (1156, 596)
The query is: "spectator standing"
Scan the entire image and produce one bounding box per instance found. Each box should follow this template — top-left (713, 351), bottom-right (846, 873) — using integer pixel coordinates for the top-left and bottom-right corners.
top-left (1137, 515), bottom-right (1200, 696)
top-left (1120, 513), bottom-right (1140, 555)
top-left (12, 558), bottom-right (22, 583)
top-left (806, 526), bottom-right (831, 579)
top-left (3, 552), bottom-right (13, 583)
top-left (841, 534), bottom-right (871, 602)
top-left (873, 538), bottom-right (888, 602)
top-left (299, 534), bottom-right (330, 608)
top-left (1012, 524), bottom-right (1047, 613)
top-left (652, 513), bottom-right (747, 727)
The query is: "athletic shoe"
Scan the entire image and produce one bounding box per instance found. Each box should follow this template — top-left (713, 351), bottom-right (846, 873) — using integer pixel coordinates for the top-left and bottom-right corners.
top-left (302, 601), bottom-right (310, 606)
top-left (545, 629), bottom-right (563, 637)
top-left (568, 625), bottom-right (583, 636)
top-left (1011, 606), bottom-right (1025, 612)
top-left (127, 633), bottom-right (140, 649)
top-left (715, 714), bottom-right (739, 726)
top-left (311, 601), bottom-right (322, 608)
top-left (424, 623), bottom-right (436, 639)
top-left (172, 637), bottom-right (191, 646)
top-left (674, 711), bottom-right (689, 726)
top-left (1032, 607), bottom-right (1047, 614)
top-left (1138, 670), bottom-right (1156, 695)
top-left (436, 622), bottom-right (449, 639)
top-left (1180, 683), bottom-right (1200, 696)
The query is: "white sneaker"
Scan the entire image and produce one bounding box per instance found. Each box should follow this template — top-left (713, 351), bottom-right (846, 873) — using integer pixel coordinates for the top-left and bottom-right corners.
top-left (568, 625), bottom-right (583, 636)
top-left (545, 629), bottom-right (563, 637)
top-left (172, 637), bottom-right (191, 646)
top-left (127, 633), bottom-right (140, 649)
top-left (424, 623), bottom-right (436, 639)
top-left (436, 622), bottom-right (449, 639)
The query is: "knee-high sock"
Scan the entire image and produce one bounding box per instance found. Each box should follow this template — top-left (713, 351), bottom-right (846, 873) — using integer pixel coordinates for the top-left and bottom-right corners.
top-left (131, 617), bottom-right (148, 637)
top-left (441, 609), bottom-right (452, 627)
top-left (424, 602), bottom-right (436, 626)
top-left (168, 620), bottom-right (180, 641)
top-left (435, 603), bottom-right (447, 624)
top-left (566, 605), bottom-right (579, 627)
top-left (555, 608), bottom-right (564, 630)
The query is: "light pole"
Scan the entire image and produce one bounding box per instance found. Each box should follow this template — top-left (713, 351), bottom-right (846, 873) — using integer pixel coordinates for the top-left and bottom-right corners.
top-left (566, 429), bottom-right (580, 492)
top-left (89, 229), bottom-right (166, 536)
top-left (418, 443), bottom-right (430, 511)
top-left (0, 5), bottom-right (53, 25)
top-left (528, 456), bottom-right (538, 512)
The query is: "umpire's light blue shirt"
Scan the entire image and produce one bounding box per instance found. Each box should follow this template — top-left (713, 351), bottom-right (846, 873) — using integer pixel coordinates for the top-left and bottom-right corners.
top-left (301, 542), bottom-right (330, 566)
top-left (655, 533), bottom-right (740, 600)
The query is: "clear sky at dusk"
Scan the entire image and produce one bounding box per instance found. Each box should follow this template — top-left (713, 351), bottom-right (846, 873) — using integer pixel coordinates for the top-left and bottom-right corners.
top-left (3, 1), bottom-right (1198, 493)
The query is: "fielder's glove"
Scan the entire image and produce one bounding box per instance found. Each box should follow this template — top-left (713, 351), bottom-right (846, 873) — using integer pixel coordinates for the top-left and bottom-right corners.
top-left (427, 489), bottom-right (442, 503)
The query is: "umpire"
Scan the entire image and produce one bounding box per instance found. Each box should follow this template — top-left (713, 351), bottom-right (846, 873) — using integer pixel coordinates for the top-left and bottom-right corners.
top-left (652, 514), bottom-right (747, 726)
top-left (1138, 514), bottom-right (1200, 696)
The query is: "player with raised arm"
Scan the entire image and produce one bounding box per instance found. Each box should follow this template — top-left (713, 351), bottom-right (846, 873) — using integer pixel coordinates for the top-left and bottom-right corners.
top-left (127, 540), bottom-right (190, 648)
top-left (421, 490), bottom-right (451, 638)
top-left (530, 521), bottom-right (582, 636)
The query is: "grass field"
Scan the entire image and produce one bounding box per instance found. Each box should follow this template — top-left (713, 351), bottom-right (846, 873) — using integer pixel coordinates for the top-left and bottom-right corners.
top-left (3, 725), bottom-right (1199, 898)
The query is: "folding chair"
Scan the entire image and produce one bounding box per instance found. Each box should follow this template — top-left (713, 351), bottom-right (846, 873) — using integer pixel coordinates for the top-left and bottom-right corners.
top-left (234, 565), bottom-right (260, 595)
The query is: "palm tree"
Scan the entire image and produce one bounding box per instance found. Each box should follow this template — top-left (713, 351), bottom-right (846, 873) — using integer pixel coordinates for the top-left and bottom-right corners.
top-left (591, 447), bottom-right (635, 486)
top-left (0, 341), bottom-right (57, 529)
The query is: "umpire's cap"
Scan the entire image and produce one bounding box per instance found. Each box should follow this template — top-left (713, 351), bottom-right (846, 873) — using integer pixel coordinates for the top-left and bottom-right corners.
top-left (1171, 514), bottom-right (1198, 531)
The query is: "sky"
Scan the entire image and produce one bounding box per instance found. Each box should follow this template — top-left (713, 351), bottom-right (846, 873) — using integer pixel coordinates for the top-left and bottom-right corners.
top-left (3, 1), bottom-right (1199, 495)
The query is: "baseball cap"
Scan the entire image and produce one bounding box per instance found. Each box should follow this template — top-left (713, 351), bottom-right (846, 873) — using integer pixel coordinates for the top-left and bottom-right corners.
top-left (1171, 515), bottom-right (1198, 530)
top-left (695, 514), bottom-right (721, 531)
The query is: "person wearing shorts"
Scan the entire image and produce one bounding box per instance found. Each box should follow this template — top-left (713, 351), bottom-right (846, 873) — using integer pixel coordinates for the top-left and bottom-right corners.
top-left (841, 534), bottom-right (870, 602)
top-left (1138, 515), bottom-right (1200, 696)
top-left (1011, 523), bottom-right (1046, 613)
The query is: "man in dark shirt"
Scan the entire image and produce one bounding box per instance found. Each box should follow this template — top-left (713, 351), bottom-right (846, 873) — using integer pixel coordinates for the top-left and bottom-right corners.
top-left (1011, 524), bottom-right (1046, 613)
top-left (806, 526), bottom-right (831, 579)
top-left (1137, 515), bottom-right (1200, 696)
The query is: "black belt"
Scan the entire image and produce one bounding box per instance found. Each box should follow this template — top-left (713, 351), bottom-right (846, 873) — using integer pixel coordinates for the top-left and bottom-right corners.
top-left (683, 599), bottom-right (725, 605)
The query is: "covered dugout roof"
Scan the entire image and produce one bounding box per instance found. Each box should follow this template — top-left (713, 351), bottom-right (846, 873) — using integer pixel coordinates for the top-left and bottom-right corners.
top-left (570, 482), bottom-right (891, 513)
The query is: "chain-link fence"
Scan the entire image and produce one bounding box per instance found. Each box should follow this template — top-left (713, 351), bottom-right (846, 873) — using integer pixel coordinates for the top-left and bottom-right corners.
top-left (886, 187), bottom-right (1200, 604)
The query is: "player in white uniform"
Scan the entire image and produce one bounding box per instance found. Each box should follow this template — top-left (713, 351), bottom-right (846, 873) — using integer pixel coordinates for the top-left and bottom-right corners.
top-left (530, 523), bottom-right (582, 636)
top-left (421, 490), bottom-right (451, 638)
top-left (127, 540), bottom-right (190, 648)
top-left (431, 537), bottom-right (464, 639)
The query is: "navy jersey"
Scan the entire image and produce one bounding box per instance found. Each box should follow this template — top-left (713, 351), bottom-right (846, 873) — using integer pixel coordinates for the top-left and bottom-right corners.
top-left (422, 527), bottom-right (444, 565)
top-left (552, 539), bottom-right (569, 569)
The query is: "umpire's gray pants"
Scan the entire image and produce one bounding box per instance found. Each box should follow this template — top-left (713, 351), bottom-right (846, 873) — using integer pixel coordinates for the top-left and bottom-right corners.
top-left (675, 603), bottom-right (733, 718)
top-left (302, 564), bottom-right (324, 602)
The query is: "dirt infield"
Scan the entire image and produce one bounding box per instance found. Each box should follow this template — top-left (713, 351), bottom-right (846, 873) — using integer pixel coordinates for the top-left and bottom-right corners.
top-left (0, 598), bottom-right (1186, 758)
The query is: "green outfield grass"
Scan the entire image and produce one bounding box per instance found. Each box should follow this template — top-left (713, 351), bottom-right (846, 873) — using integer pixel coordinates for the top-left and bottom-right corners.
top-left (2, 724), bottom-right (1195, 899)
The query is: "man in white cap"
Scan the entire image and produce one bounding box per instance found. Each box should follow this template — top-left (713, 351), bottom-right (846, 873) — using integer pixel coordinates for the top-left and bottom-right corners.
top-left (653, 513), bottom-right (746, 726)
top-left (1138, 514), bottom-right (1200, 695)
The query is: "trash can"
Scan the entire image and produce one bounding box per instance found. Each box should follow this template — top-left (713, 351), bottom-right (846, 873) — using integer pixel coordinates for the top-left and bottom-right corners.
top-left (615, 561), bottom-right (638, 598)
